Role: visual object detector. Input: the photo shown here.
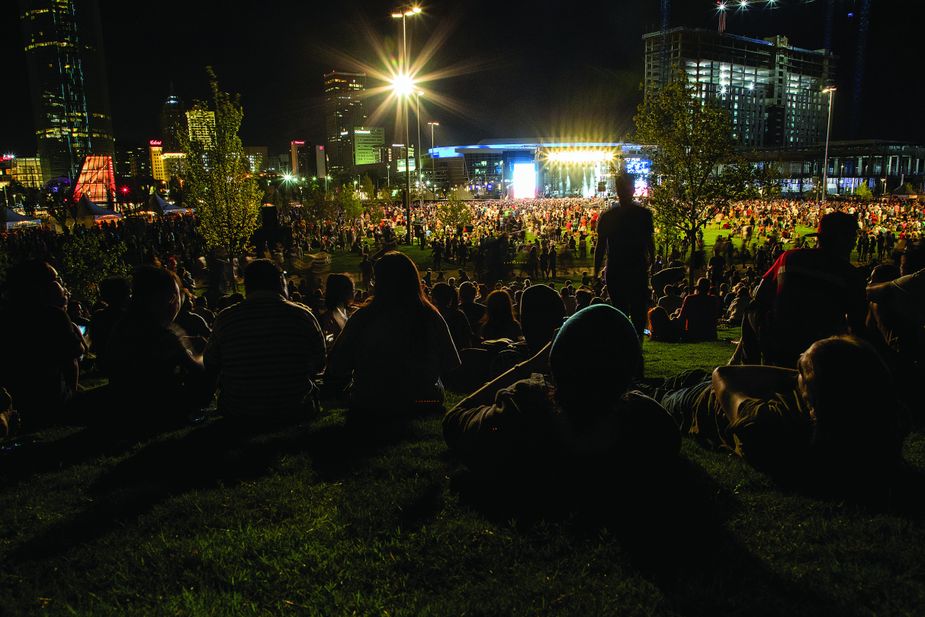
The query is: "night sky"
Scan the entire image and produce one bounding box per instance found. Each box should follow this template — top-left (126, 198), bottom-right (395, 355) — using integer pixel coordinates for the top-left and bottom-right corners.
top-left (2, 0), bottom-right (922, 156)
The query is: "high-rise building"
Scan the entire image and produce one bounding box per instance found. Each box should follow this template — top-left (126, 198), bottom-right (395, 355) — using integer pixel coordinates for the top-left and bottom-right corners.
top-left (18, 0), bottom-right (115, 180)
top-left (290, 140), bottom-right (309, 177)
top-left (323, 71), bottom-right (367, 174)
top-left (352, 127), bottom-right (385, 167)
top-left (160, 89), bottom-right (186, 153)
top-left (12, 157), bottom-right (45, 189)
top-left (244, 146), bottom-right (268, 173)
top-left (643, 28), bottom-right (836, 148)
top-left (149, 141), bottom-right (166, 182)
top-left (115, 144), bottom-right (152, 180)
top-left (186, 108), bottom-right (216, 149)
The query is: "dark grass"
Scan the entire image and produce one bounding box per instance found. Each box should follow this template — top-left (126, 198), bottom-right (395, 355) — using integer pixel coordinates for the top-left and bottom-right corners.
top-left (2, 334), bottom-right (925, 616)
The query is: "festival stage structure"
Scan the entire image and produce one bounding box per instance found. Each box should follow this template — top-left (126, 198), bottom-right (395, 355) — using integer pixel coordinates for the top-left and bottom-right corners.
top-left (427, 139), bottom-right (652, 199)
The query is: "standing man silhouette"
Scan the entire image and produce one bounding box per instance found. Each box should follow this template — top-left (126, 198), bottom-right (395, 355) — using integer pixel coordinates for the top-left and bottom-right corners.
top-left (594, 172), bottom-right (655, 341)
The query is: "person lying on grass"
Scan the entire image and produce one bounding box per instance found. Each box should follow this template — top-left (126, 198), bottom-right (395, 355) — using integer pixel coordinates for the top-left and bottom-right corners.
top-left (658, 335), bottom-right (908, 489)
top-left (443, 304), bottom-right (680, 479)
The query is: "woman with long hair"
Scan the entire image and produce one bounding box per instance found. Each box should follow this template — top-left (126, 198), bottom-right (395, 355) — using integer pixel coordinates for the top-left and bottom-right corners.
top-left (479, 289), bottom-right (523, 341)
top-left (325, 251), bottom-right (460, 418)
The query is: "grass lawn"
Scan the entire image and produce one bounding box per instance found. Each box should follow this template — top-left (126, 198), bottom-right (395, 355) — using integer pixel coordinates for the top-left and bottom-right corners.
top-left (2, 331), bottom-right (924, 616)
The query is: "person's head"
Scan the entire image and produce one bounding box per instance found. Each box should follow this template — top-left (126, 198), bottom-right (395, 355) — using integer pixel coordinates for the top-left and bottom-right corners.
top-left (695, 277), bottom-right (711, 295)
top-left (615, 172), bottom-right (636, 206)
top-left (519, 284), bottom-right (566, 353)
top-left (797, 336), bottom-right (902, 466)
top-left (3, 260), bottom-right (66, 309)
top-left (370, 251), bottom-right (432, 312)
top-left (815, 212), bottom-right (858, 258)
top-left (458, 281), bottom-right (477, 304)
top-left (575, 288), bottom-right (592, 309)
top-left (868, 263), bottom-right (900, 285)
top-left (98, 276), bottom-right (131, 310)
top-left (482, 289), bottom-right (517, 326)
top-left (244, 259), bottom-right (286, 297)
top-left (130, 266), bottom-right (182, 326)
top-left (900, 241), bottom-right (925, 277)
top-left (549, 305), bottom-right (640, 417)
top-left (324, 273), bottom-right (355, 310)
top-left (430, 282), bottom-right (456, 311)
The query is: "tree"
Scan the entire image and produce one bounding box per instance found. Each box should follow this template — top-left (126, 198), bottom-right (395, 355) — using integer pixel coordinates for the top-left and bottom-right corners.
top-left (60, 228), bottom-right (131, 304)
top-left (436, 197), bottom-right (472, 236)
top-left (336, 186), bottom-right (363, 223)
top-left (855, 181), bottom-right (873, 201)
top-left (42, 178), bottom-right (77, 233)
top-left (181, 68), bottom-right (261, 265)
top-left (634, 75), bottom-right (754, 287)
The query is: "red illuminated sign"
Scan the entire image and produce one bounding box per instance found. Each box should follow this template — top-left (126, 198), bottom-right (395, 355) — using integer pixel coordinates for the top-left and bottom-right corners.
top-left (149, 140), bottom-right (163, 147)
top-left (291, 140), bottom-right (305, 145)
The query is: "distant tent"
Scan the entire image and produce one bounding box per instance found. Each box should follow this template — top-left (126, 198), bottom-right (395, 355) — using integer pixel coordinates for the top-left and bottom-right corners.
top-left (76, 194), bottom-right (121, 226)
top-left (146, 193), bottom-right (190, 215)
top-left (2, 207), bottom-right (42, 230)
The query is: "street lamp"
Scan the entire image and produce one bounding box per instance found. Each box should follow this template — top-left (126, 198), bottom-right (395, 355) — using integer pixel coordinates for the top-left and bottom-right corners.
top-left (427, 121), bottom-right (439, 195)
top-left (415, 90), bottom-right (424, 208)
top-left (821, 86), bottom-right (836, 205)
top-left (392, 5), bottom-right (423, 243)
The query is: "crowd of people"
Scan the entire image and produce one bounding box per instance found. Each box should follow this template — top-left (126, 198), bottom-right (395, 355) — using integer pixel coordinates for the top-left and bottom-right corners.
top-left (2, 176), bottom-right (925, 501)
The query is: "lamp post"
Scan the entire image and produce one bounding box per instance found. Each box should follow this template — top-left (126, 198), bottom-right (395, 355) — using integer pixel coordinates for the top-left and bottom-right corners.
top-left (391, 5), bottom-right (422, 243)
top-left (821, 86), bottom-right (836, 205)
top-left (427, 121), bottom-right (439, 195)
top-left (415, 90), bottom-right (424, 208)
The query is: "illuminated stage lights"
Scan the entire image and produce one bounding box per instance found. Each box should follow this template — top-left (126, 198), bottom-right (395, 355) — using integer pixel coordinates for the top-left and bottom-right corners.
top-left (511, 163), bottom-right (537, 199)
top-left (544, 149), bottom-right (617, 165)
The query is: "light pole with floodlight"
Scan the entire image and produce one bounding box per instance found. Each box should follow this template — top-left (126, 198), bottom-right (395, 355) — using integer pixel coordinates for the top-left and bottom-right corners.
top-left (821, 86), bottom-right (836, 205)
top-left (391, 5), bottom-right (422, 243)
top-left (428, 121), bottom-right (439, 195)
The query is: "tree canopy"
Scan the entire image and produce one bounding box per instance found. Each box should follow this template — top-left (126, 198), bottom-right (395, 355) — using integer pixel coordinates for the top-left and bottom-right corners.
top-left (181, 69), bottom-right (261, 259)
top-left (634, 75), bottom-right (754, 280)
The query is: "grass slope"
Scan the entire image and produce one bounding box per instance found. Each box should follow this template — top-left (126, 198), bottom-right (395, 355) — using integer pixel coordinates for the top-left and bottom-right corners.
top-left (2, 332), bottom-right (924, 616)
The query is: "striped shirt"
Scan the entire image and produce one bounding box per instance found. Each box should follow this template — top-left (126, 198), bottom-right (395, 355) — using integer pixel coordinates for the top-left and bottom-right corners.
top-left (204, 291), bottom-right (326, 418)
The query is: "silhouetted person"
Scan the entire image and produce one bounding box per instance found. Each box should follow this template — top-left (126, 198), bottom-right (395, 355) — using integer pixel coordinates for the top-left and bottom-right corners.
top-left (205, 259), bottom-right (326, 422)
top-left (325, 251), bottom-right (460, 419)
top-left (444, 304), bottom-right (679, 479)
top-left (594, 173), bottom-right (654, 339)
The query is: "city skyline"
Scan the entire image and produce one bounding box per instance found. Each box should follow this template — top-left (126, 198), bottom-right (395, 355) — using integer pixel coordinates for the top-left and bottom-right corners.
top-left (3, 0), bottom-right (923, 157)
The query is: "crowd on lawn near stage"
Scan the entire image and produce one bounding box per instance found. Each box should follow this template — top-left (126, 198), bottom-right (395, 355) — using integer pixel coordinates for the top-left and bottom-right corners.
top-left (2, 173), bottom-right (925, 501)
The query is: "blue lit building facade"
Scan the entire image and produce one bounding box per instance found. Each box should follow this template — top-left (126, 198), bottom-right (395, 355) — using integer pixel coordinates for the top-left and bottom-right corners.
top-left (428, 139), bottom-right (651, 198)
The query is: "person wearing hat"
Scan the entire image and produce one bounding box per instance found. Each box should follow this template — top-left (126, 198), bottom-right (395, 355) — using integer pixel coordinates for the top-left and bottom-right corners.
top-left (443, 304), bottom-right (679, 479)
top-left (730, 211), bottom-right (866, 368)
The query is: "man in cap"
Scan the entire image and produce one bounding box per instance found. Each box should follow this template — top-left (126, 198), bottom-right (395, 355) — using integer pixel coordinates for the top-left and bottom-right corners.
top-left (732, 211), bottom-right (866, 368)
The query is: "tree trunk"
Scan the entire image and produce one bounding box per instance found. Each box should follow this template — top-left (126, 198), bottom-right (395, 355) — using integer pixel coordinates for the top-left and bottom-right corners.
top-left (687, 230), bottom-right (698, 290)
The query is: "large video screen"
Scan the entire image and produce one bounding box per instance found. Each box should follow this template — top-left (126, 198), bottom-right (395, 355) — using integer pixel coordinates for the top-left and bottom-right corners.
top-left (512, 163), bottom-right (536, 199)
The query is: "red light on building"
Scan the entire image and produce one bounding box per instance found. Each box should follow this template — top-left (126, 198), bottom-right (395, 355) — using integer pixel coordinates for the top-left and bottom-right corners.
top-left (291, 140), bottom-right (305, 146)
top-left (149, 140), bottom-right (163, 147)
top-left (121, 186), bottom-right (130, 194)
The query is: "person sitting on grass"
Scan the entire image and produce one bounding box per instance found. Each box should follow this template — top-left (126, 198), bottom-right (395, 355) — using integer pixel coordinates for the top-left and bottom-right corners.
top-left (324, 251), bottom-right (460, 420)
top-left (105, 266), bottom-right (210, 433)
top-left (675, 277), bottom-right (720, 342)
top-left (318, 273), bottom-right (355, 344)
top-left (657, 335), bottom-right (907, 490)
top-left (0, 260), bottom-right (85, 430)
top-left (444, 304), bottom-right (680, 480)
top-left (431, 282), bottom-right (475, 351)
top-left (204, 259), bottom-right (326, 423)
top-left (458, 281), bottom-right (486, 332)
top-left (479, 289), bottom-right (523, 341)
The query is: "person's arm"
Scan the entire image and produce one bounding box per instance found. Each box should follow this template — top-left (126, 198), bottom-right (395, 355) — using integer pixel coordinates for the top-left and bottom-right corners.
top-left (712, 365), bottom-right (797, 423)
top-left (452, 341), bottom-right (551, 410)
top-left (324, 310), bottom-right (362, 381)
top-left (593, 217), bottom-right (607, 277)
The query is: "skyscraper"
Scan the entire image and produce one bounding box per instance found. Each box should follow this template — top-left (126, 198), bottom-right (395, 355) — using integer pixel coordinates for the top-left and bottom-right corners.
top-left (643, 28), bottom-right (836, 148)
top-left (323, 71), bottom-right (367, 174)
top-left (18, 0), bottom-right (115, 180)
top-left (160, 88), bottom-right (186, 153)
top-left (186, 108), bottom-right (216, 149)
